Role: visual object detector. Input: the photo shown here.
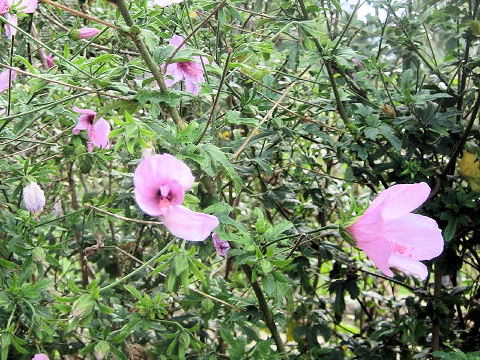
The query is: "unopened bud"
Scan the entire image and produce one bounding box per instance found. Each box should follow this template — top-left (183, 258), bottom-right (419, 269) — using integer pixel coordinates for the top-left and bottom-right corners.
top-left (70, 27), bottom-right (100, 40)
top-left (23, 182), bottom-right (45, 216)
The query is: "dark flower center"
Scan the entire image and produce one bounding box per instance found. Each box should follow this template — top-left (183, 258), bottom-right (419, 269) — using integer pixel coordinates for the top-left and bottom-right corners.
top-left (178, 61), bottom-right (203, 77)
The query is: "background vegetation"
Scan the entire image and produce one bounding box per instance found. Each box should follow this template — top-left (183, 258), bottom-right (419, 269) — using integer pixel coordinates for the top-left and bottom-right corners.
top-left (0, 0), bottom-right (479, 358)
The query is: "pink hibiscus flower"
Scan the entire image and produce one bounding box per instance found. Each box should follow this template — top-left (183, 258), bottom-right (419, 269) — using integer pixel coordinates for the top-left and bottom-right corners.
top-left (134, 154), bottom-right (219, 241)
top-left (162, 34), bottom-right (207, 96)
top-left (72, 106), bottom-right (111, 153)
top-left (212, 233), bottom-right (230, 256)
top-left (347, 182), bottom-right (444, 280)
top-left (153, 0), bottom-right (185, 7)
top-left (0, 68), bottom-right (16, 93)
top-left (32, 354), bottom-right (49, 360)
top-left (0, 0), bottom-right (38, 38)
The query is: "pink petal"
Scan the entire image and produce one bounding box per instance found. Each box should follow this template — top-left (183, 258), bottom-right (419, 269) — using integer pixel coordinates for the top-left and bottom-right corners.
top-left (0, 68), bottom-right (16, 93)
top-left (77, 27), bottom-right (100, 39)
top-left (92, 118), bottom-right (111, 150)
top-left (154, 0), bottom-right (185, 7)
top-left (384, 213), bottom-right (444, 260)
top-left (32, 354), bottom-right (49, 360)
top-left (164, 63), bottom-right (183, 87)
top-left (161, 205), bottom-right (219, 242)
top-left (134, 154), bottom-right (194, 216)
top-left (72, 106), bottom-right (96, 116)
top-left (136, 154), bottom-right (195, 191)
top-left (184, 77), bottom-right (200, 95)
top-left (349, 224), bottom-right (394, 277)
top-left (0, 0), bottom-right (11, 14)
top-left (4, 13), bottom-right (17, 39)
top-left (168, 34), bottom-right (186, 49)
top-left (388, 254), bottom-right (428, 280)
top-left (366, 182), bottom-right (431, 220)
top-left (72, 106), bottom-right (96, 135)
top-left (45, 53), bottom-right (55, 69)
top-left (15, 0), bottom-right (37, 13)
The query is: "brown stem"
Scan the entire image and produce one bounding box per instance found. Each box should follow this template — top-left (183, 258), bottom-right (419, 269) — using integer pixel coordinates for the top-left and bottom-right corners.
top-left (432, 262), bottom-right (442, 352)
top-left (195, 48), bottom-right (233, 144)
top-left (242, 265), bottom-right (287, 358)
top-left (114, 0), bottom-right (185, 129)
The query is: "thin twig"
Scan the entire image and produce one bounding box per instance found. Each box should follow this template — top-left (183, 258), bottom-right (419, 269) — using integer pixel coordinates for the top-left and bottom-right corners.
top-left (39, 0), bottom-right (120, 31)
top-left (195, 48), bottom-right (232, 144)
top-left (84, 203), bottom-right (164, 226)
top-left (232, 82), bottom-right (296, 160)
top-left (0, 64), bottom-right (130, 100)
top-left (105, 245), bottom-right (244, 311)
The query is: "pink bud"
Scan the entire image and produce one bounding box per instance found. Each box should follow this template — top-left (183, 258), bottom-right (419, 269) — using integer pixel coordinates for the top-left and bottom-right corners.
top-left (23, 182), bottom-right (45, 216)
top-left (71, 27), bottom-right (100, 40)
top-left (212, 233), bottom-right (230, 256)
top-left (45, 53), bottom-right (55, 69)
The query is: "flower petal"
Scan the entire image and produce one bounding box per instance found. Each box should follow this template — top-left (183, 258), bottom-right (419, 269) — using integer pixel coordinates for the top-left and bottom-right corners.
top-left (73, 106), bottom-right (96, 116)
top-left (0, 0), bottom-right (10, 14)
top-left (161, 205), bottom-right (219, 241)
top-left (16, 0), bottom-right (37, 13)
top-left (23, 182), bottom-right (45, 214)
top-left (388, 254), bottom-right (428, 280)
top-left (0, 68), bottom-right (16, 93)
top-left (164, 63), bottom-right (183, 87)
top-left (32, 354), bottom-right (49, 360)
top-left (212, 233), bottom-right (230, 256)
top-left (184, 76), bottom-right (200, 95)
top-left (349, 221), bottom-right (393, 276)
top-left (134, 154), bottom-right (193, 216)
top-left (92, 118), bottom-right (111, 149)
top-left (169, 33), bottom-right (186, 49)
top-left (4, 13), bottom-right (17, 39)
top-left (383, 213), bottom-right (444, 260)
top-left (366, 182), bottom-right (431, 220)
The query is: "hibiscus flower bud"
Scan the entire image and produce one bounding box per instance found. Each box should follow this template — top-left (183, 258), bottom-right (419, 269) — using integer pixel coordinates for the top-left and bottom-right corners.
top-left (23, 182), bottom-right (46, 216)
top-left (212, 233), bottom-right (230, 256)
top-left (70, 27), bottom-right (100, 40)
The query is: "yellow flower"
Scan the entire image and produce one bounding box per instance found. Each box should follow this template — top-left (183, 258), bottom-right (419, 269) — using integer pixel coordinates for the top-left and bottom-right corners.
top-left (219, 131), bottom-right (231, 140)
top-left (286, 320), bottom-right (300, 342)
top-left (460, 150), bottom-right (480, 191)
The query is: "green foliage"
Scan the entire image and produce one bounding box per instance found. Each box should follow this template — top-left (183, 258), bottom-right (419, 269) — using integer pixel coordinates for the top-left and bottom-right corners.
top-left (0, 0), bottom-right (479, 359)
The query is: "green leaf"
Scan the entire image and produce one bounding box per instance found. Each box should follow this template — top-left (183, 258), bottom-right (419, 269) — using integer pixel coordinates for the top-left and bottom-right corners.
top-left (264, 221), bottom-right (293, 242)
top-left (173, 253), bottom-right (188, 275)
top-left (202, 143), bottom-right (242, 192)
